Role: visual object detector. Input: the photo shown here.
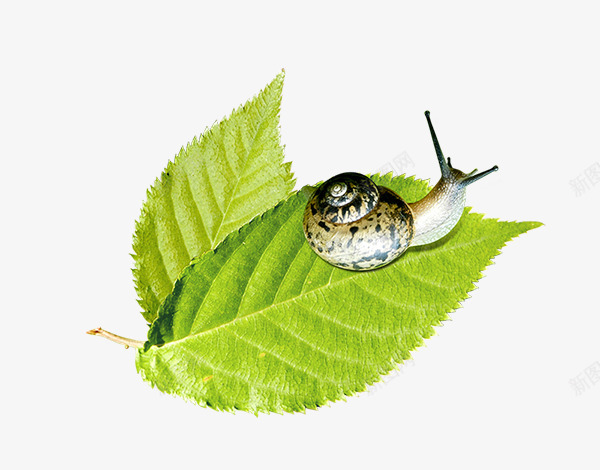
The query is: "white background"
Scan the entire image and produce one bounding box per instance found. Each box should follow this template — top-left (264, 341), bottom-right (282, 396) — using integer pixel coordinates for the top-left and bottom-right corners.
top-left (1, 1), bottom-right (598, 469)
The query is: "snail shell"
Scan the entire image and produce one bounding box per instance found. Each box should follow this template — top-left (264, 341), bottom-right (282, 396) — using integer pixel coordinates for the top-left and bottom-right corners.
top-left (303, 173), bottom-right (414, 271)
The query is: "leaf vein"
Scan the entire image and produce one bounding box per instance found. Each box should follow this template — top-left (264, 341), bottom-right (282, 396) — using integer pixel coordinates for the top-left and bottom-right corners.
top-left (260, 313), bottom-right (370, 366)
top-left (177, 342), bottom-right (296, 398)
top-left (180, 169), bottom-right (212, 249)
top-left (226, 328), bottom-right (339, 386)
top-left (271, 244), bottom-right (306, 302)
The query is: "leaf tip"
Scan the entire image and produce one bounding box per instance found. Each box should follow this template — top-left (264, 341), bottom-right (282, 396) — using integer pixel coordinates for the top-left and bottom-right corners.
top-left (528, 220), bottom-right (544, 229)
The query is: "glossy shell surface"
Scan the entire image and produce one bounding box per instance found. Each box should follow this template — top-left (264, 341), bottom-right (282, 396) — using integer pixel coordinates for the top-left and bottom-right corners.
top-left (303, 173), bottom-right (414, 271)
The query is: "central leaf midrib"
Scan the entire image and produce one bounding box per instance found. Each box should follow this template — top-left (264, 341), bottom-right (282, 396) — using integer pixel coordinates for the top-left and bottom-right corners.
top-left (155, 246), bottom-right (445, 351)
top-left (157, 259), bottom-right (362, 351)
top-left (155, 213), bottom-right (502, 352)
top-left (212, 110), bottom-right (275, 245)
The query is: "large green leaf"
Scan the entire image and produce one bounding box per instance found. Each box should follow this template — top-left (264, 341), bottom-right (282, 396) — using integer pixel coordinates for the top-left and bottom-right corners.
top-left (136, 174), bottom-right (541, 413)
top-left (132, 72), bottom-right (295, 323)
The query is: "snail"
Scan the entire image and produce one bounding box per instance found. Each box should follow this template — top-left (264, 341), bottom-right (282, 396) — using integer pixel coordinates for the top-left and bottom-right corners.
top-left (303, 111), bottom-right (498, 271)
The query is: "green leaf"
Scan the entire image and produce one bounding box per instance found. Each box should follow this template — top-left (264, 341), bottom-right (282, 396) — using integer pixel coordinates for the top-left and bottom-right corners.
top-left (136, 174), bottom-right (541, 413)
top-left (132, 72), bottom-right (295, 323)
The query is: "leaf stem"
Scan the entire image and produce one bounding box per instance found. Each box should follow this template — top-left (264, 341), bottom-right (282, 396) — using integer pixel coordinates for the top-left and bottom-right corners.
top-left (87, 327), bottom-right (145, 349)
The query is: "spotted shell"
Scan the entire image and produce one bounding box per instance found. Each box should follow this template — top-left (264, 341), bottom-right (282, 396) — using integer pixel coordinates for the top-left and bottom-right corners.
top-left (303, 173), bottom-right (414, 271)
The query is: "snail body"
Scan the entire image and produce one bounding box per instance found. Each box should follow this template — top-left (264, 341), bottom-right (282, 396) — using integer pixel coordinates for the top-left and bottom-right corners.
top-left (303, 111), bottom-right (498, 271)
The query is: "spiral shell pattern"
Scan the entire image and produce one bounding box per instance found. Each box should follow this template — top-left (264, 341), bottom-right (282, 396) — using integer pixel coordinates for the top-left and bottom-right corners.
top-left (303, 173), bottom-right (414, 271)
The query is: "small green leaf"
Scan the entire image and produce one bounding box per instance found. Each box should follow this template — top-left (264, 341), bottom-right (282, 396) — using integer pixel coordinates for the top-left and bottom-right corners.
top-left (136, 174), bottom-right (541, 413)
top-left (132, 72), bottom-right (295, 323)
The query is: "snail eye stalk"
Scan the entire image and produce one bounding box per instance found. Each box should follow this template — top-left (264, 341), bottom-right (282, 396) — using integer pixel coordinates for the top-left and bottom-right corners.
top-left (459, 165), bottom-right (499, 186)
top-left (425, 110), bottom-right (451, 179)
